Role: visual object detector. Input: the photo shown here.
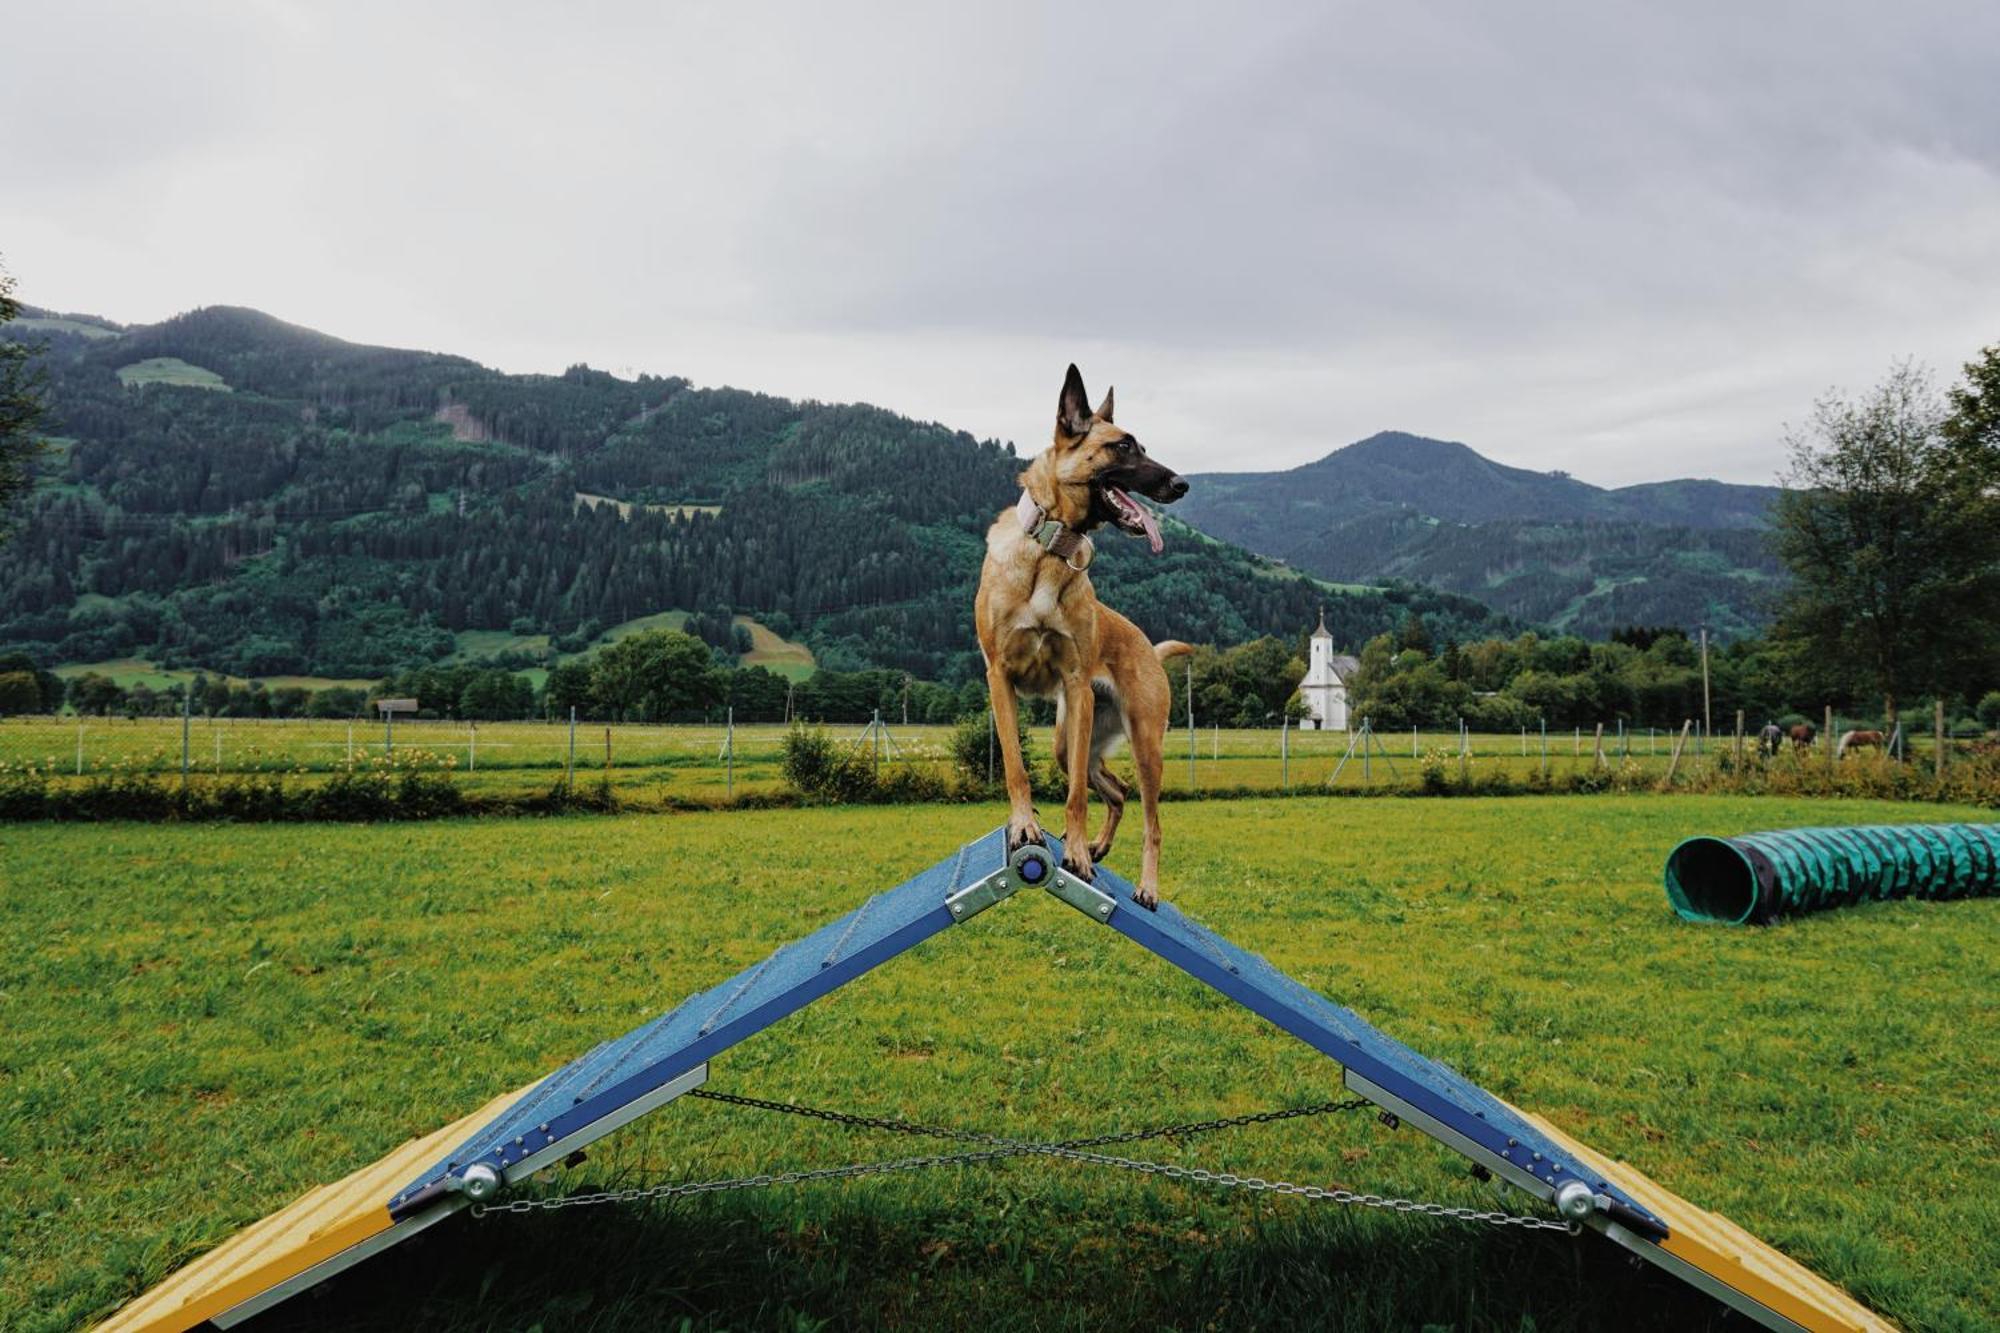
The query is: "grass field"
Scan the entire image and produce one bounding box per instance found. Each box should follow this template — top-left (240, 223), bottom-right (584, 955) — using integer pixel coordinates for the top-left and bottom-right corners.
top-left (52, 610), bottom-right (817, 705)
top-left (1, 716), bottom-right (1971, 809)
top-left (49, 661), bottom-right (378, 694)
top-left (113, 357), bottom-right (231, 391)
top-left (5, 797), bottom-right (1995, 1331)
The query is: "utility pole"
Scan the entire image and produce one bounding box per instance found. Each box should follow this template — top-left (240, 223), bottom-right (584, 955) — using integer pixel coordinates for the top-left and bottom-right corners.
top-left (1699, 625), bottom-right (1713, 742)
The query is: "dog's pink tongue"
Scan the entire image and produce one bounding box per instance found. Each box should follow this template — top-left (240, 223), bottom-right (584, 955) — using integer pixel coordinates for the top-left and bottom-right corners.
top-left (1139, 504), bottom-right (1162, 553)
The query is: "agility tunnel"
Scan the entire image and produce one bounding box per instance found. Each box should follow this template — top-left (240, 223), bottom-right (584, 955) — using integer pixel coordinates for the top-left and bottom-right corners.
top-left (98, 830), bottom-right (1892, 1333)
top-left (1665, 822), bottom-right (2000, 925)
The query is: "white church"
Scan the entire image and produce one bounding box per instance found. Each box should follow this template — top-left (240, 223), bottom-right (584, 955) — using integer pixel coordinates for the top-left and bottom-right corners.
top-left (1297, 609), bottom-right (1359, 731)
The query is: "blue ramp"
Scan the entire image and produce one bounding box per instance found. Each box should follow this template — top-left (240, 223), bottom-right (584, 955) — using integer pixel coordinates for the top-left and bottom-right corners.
top-left (100, 827), bottom-right (1891, 1333)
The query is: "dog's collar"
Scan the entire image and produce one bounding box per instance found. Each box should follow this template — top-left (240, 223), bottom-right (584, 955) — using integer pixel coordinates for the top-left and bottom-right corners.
top-left (1015, 489), bottom-right (1093, 570)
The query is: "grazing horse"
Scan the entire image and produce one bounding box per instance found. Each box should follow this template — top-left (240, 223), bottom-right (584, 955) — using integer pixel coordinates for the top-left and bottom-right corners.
top-left (1758, 723), bottom-right (1784, 757)
top-left (1836, 728), bottom-right (1887, 759)
top-left (1788, 721), bottom-right (1817, 751)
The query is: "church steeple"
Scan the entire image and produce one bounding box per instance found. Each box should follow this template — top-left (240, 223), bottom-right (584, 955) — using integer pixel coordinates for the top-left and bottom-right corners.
top-left (1313, 605), bottom-right (1330, 639)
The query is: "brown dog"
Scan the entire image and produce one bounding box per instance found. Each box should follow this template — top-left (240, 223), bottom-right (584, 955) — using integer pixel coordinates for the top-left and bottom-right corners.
top-left (975, 365), bottom-right (1191, 908)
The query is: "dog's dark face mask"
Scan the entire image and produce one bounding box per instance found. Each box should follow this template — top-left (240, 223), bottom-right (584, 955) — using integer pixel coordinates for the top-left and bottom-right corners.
top-left (1052, 366), bottom-right (1189, 553)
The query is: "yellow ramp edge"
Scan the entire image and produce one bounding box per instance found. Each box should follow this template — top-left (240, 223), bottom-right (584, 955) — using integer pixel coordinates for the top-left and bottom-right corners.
top-left (1503, 1100), bottom-right (1896, 1333)
top-left (95, 1083), bottom-right (536, 1333)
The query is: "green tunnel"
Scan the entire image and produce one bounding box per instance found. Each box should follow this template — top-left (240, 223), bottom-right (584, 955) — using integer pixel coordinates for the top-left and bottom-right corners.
top-left (1664, 822), bottom-right (2000, 924)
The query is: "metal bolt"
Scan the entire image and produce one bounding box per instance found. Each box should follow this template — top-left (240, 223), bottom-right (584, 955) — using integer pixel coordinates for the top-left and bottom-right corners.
top-left (1554, 1180), bottom-right (1595, 1221)
top-left (460, 1163), bottom-right (504, 1202)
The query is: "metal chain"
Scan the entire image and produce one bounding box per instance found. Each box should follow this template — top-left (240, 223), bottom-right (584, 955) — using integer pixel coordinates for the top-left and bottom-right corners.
top-left (470, 1090), bottom-right (1577, 1234)
top-left (682, 1087), bottom-right (1376, 1152)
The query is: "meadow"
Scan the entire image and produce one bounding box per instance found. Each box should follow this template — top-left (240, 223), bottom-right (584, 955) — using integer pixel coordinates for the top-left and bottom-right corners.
top-left (4, 796), bottom-right (1996, 1331)
top-left (3, 716), bottom-right (1947, 808)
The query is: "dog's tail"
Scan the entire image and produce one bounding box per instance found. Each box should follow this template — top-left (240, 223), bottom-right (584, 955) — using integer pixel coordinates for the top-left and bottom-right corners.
top-left (1153, 640), bottom-right (1194, 663)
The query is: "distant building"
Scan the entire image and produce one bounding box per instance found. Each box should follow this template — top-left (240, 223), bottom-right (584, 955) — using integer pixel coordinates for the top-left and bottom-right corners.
top-left (1298, 609), bottom-right (1358, 732)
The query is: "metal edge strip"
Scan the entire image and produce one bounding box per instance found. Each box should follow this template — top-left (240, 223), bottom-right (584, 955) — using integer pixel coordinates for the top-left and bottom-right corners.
top-left (210, 1198), bottom-right (467, 1327)
top-left (1593, 1218), bottom-right (1812, 1333)
top-left (1341, 1070), bottom-right (1554, 1201)
top-left (504, 1063), bottom-right (710, 1185)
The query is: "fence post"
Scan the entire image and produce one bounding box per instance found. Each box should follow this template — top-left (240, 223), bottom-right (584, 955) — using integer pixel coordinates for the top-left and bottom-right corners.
top-left (181, 691), bottom-right (190, 791)
top-left (567, 706), bottom-right (577, 794)
top-left (385, 707), bottom-right (393, 755)
top-left (1520, 725), bottom-right (1526, 757)
top-left (604, 726), bottom-right (612, 773)
top-left (726, 706), bottom-right (735, 798)
top-left (346, 720), bottom-right (353, 763)
top-left (1593, 722), bottom-right (1606, 770)
top-left (1186, 658), bottom-right (1195, 791)
top-left (1824, 704), bottom-right (1835, 777)
top-left (1540, 717), bottom-right (1548, 778)
top-left (1935, 699), bottom-right (1947, 781)
top-left (1618, 718), bottom-right (1627, 759)
top-left (1664, 719), bottom-right (1693, 784)
top-left (1412, 724), bottom-right (1417, 759)
top-left (76, 721), bottom-right (83, 776)
top-left (1363, 717), bottom-right (1371, 785)
top-left (470, 721), bottom-right (478, 772)
top-left (1734, 710), bottom-right (1744, 772)
top-left (1281, 714), bottom-right (1290, 791)
top-left (1574, 725), bottom-right (1580, 757)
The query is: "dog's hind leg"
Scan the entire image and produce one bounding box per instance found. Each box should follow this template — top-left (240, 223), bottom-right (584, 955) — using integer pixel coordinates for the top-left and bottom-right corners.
top-left (1087, 763), bottom-right (1126, 861)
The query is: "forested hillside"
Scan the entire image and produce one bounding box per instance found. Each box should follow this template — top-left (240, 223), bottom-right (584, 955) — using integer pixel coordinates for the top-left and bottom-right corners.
top-left (0, 306), bottom-right (1507, 683)
top-left (1180, 432), bottom-right (1783, 638)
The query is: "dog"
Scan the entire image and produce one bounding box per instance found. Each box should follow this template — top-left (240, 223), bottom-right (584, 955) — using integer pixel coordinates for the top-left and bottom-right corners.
top-left (975, 364), bottom-right (1190, 909)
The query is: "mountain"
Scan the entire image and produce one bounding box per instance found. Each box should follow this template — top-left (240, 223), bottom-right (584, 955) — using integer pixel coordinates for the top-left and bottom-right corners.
top-left (1179, 431), bottom-right (1784, 638)
top-left (0, 307), bottom-right (1511, 683)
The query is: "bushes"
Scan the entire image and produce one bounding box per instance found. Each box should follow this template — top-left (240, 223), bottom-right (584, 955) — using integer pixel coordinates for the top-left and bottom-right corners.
top-left (0, 750), bottom-right (466, 821)
top-left (782, 725), bottom-right (954, 804)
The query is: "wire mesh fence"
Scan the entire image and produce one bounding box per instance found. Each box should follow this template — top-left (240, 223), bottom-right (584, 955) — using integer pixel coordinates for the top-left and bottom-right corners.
top-left (1, 707), bottom-right (1973, 809)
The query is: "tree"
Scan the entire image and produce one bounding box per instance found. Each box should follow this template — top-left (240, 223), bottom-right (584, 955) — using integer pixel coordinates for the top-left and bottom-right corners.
top-left (1770, 362), bottom-right (2000, 723)
top-left (0, 261), bottom-right (49, 541)
top-left (588, 629), bottom-right (720, 720)
top-left (543, 659), bottom-right (595, 718)
top-left (0, 670), bottom-right (41, 715)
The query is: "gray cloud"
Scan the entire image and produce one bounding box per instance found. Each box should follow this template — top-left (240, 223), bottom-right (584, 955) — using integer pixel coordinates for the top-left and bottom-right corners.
top-left (4, 0), bottom-right (1996, 485)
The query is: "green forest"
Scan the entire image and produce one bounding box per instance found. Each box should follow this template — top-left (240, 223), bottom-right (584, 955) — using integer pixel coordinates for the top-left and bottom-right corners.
top-left (0, 306), bottom-right (1504, 688)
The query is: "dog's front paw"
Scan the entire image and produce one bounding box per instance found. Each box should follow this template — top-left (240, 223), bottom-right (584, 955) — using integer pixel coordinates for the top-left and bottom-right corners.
top-left (1006, 813), bottom-right (1045, 852)
top-left (1132, 881), bottom-right (1159, 911)
top-left (1061, 840), bottom-right (1095, 882)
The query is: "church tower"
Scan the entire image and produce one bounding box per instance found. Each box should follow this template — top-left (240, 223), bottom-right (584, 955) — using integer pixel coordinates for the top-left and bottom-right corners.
top-left (1298, 607), bottom-right (1353, 731)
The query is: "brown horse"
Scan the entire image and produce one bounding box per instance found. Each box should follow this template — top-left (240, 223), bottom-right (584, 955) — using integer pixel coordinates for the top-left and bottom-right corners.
top-left (1836, 728), bottom-right (1887, 759)
top-left (1788, 721), bottom-right (1817, 751)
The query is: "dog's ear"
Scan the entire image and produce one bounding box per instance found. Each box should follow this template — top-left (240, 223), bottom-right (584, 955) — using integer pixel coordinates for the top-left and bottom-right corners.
top-left (1057, 364), bottom-right (1093, 439)
top-left (1095, 386), bottom-right (1114, 423)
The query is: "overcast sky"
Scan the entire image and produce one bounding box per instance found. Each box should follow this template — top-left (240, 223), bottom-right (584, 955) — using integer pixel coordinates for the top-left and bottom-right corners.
top-left (5, 1), bottom-right (1996, 485)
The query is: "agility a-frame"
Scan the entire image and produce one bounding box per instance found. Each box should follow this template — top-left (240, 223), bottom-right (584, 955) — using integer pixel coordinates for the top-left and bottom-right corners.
top-left (97, 830), bottom-right (1890, 1333)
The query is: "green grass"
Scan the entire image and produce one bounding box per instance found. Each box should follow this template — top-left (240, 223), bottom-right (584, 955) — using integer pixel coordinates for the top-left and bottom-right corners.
top-left (50, 660), bottom-right (377, 694)
top-left (114, 357), bottom-right (231, 391)
top-left (2, 718), bottom-right (1976, 809)
top-left (11, 316), bottom-right (119, 339)
top-left (5, 797), bottom-right (1995, 1331)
